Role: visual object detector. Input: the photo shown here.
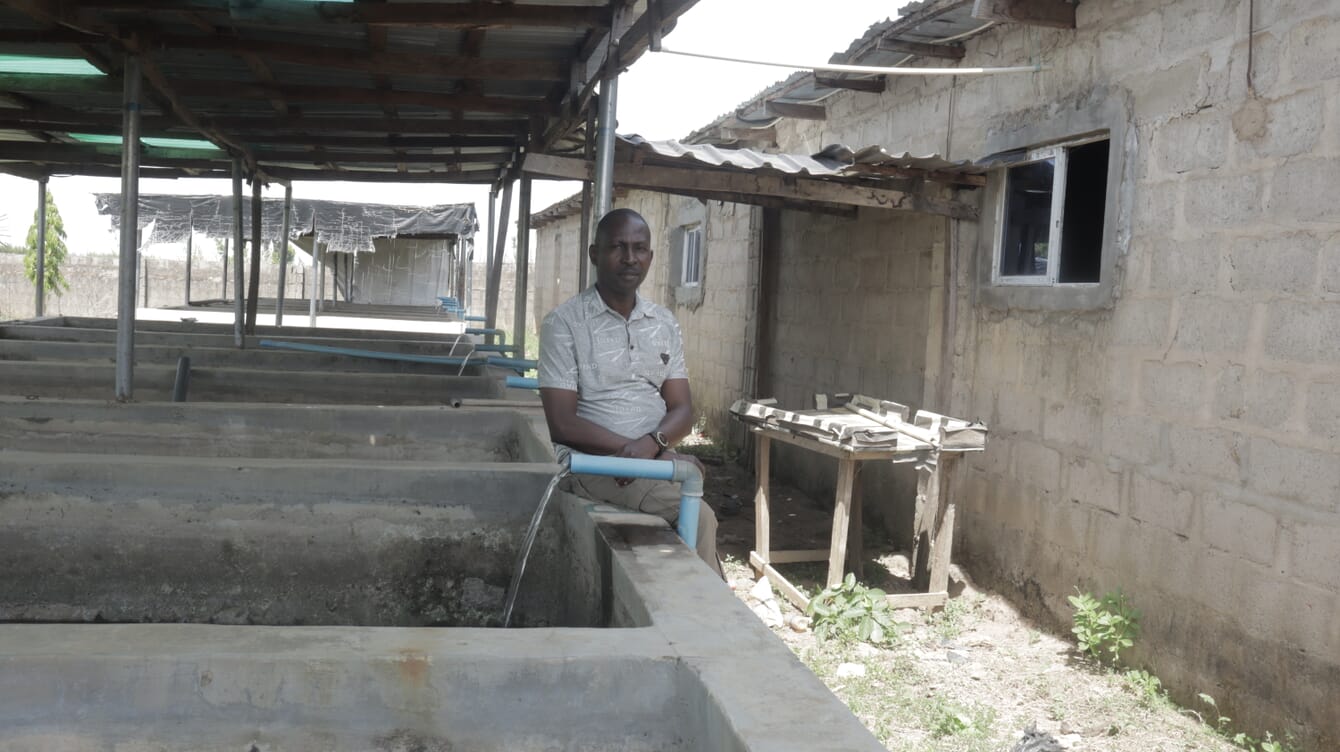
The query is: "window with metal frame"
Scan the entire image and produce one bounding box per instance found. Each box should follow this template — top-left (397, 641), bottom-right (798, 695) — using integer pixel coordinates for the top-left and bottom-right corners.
top-left (994, 137), bottom-right (1109, 286)
top-left (680, 224), bottom-right (703, 287)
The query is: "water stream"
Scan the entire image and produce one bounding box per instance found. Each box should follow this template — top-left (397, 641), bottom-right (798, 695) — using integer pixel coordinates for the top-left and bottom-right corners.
top-left (501, 468), bottom-right (569, 627)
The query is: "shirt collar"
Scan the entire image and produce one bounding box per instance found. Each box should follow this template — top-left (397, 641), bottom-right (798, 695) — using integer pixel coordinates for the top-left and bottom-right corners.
top-left (583, 285), bottom-right (653, 321)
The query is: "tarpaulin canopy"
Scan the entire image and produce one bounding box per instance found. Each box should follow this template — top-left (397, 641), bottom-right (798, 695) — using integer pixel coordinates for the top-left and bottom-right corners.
top-left (95, 194), bottom-right (477, 256)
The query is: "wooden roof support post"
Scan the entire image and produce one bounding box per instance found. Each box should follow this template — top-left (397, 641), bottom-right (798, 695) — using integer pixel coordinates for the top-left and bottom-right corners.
top-left (34, 175), bottom-right (47, 317)
top-left (275, 183), bottom-right (293, 327)
top-left (115, 55), bottom-right (141, 401)
top-left (484, 180), bottom-right (514, 343)
top-left (231, 158), bottom-right (245, 348)
top-left (513, 176), bottom-right (533, 359)
top-left (245, 175), bottom-right (262, 335)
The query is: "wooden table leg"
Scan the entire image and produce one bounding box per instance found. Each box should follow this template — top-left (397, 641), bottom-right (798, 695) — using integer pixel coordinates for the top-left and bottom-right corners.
top-left (911, 456), bottom-right (942, 591)
top-left (929, 456), bottom-right (955, 594)
top-left (752, 434), bottom-right (771, 573)
top-left (826, 458), bottom-right (857, 589)
top-left (847, 464), bottom-right (864, 579)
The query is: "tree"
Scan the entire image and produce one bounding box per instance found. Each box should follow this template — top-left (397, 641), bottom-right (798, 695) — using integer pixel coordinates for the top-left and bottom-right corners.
top-left (24, 189), bottom-right (70, 295)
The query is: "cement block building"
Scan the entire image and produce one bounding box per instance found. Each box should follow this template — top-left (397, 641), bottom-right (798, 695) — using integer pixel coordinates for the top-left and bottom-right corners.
top-left (529, 1), bottom-right (1340, 746)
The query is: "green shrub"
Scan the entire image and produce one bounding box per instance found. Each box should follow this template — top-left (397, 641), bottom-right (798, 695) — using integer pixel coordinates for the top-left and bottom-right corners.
top-left (1068, 587), bottom-right (1140, 665)
top-left (806, 573), bottom-right (902, 645)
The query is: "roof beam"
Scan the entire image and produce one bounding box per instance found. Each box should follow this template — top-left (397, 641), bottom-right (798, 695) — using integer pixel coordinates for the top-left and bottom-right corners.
top-left (844, 163), bottom-right (987, 187)
top-left (814, 75), bottom-right (886, 94)
top-left (521, 153), bottom-right (980, 219)
top-left (762, 100), bottom-right (826, 121)
top-left (0, 109), bottom-right (526, 138)
top-left (130, 51), bottom-right (263, 174)
top-left (172, 80), bottom-right (558, 116)
top-left (74, 1), bottom-right (610, 29)
top-left (971, 0), bottom-right (1076, 29)
top-left (145, 33), bottom-right (569, 82)
top-left (876, 38), bottom-right (966, 60)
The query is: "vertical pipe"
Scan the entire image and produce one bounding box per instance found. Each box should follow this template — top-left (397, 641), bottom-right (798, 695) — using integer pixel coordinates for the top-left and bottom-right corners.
top-left (231, 159), bottom-right (244, 347)
top-left (245, 176), bottom-right (262, 334)
top-left (593, 75), bottom-right (619, 219)
top-left (34, 176), bottom-right (47, 317)
top-left (484, 181), bottom-right (513, 344)
top-left (578, 104), bottom-right (595, 291)
top-left (318, 244), bottom-right (326, 312)
top-left (513, 176), bottom-right (532, 359)
top-left (276, 183), bottom-right (292, 326)
top-left (486, 189), bottom-right (496, 293)
top-left (221, 237), bottom-right (228, 300)
top-left (184, 228), bottom-right (193, 307)
top-left (115, 55), bottom-right (141, 401)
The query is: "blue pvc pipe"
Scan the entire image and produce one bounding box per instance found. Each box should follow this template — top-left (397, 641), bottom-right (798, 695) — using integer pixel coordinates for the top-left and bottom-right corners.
top-left (464, 315), bottom-right (486, 322)
top-left (566, 453), bottom-right (701, 549)
top-left (473, 343), bottom-right (521, 353)
top-left (259, 339), bottom-right (474, 367)
top-left (505, 376), bottom-right (539, 390)
top-left (466, 327), bottom-right (506, 344)
top-left (486, 356), bottom-right (537, 371)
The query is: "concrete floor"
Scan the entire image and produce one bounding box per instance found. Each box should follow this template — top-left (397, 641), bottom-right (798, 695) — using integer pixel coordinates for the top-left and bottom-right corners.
top-left (0, 315), bottom-right (885, 751)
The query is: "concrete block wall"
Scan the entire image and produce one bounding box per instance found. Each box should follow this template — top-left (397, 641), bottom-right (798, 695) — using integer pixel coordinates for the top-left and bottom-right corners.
top-left (529, 193), bottom-right (756, 440)
top-left (753, 0), bottom-right (1338, 744)
top-left (0, 253), bottom-right (306, 320)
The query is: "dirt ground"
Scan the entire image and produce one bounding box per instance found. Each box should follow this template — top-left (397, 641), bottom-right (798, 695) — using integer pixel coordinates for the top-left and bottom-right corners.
top-left (689, 448), bottom-right (1269, 752)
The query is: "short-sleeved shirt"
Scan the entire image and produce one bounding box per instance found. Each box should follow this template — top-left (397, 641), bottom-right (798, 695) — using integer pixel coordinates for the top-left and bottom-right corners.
top-left (538, 285), bottom-right (688, 452)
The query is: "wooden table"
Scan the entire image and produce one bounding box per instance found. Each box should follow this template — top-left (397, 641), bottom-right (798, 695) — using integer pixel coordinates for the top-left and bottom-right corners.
top-left (747, 423), bottom-right (962, 612)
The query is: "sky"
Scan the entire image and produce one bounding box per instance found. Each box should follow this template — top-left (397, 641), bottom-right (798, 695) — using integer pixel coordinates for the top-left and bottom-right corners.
top-left (0, 0), bottom-right (895, 258)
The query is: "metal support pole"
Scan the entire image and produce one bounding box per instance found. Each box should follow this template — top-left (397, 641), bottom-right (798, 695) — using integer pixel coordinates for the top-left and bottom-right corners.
top-left (276, 183), bottom-right (292, 326)
top-left (34, 176), bottom-right (48, 316)
top-left (245, 177), bottom-right (262, 334)
top-left (484, 181), bottom-right (513, 344)
top-left (578, 105), bottom-right (596, 291)
top-left (593, 74), bottom-right (619, 219)
top-left (221, 238), bottom-right (228, 300)
top-left (231, 159), bottom-right (244, 347)
top-left (317, 244), bottom-right (326, 312)
top-left (485, 189), bottom-right (496, 311)
top-left (115, 55), bottom-right (142, 401)
top-left (184, 227), bottom-right (192, 307)
top-left (513, 177), bottom-right (532, 359)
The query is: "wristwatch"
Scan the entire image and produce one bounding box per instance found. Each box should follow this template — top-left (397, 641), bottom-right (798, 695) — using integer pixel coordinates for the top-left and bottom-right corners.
top-left (650, 431), bottom-right (670, 456)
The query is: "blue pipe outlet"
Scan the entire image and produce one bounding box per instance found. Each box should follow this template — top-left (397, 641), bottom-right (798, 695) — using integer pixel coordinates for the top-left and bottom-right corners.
top-left (466, 327), bottom-right (506, 343)
top-left (505, 376), bottom-right (539, 390)
top-left (566, 453), bottom-right (703, 549)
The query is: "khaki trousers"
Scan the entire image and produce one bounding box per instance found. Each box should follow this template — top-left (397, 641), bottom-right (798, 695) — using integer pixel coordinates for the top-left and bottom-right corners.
top-left (564, 474), bottom-right (722, 576)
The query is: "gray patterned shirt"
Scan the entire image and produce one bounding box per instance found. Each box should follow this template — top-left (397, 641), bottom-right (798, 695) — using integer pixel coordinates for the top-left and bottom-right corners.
top-left (538, 286), bottom-right (688, 453)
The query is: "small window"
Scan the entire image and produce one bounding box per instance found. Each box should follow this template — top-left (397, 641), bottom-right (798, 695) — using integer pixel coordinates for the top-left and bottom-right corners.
top-left (994, 137), bottom-right (1108, 286)
top-left (680, 225), bottom-right (703, 287)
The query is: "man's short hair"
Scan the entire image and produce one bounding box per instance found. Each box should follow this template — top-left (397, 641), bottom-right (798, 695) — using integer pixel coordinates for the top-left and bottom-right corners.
top-left (593, 208), bottom-right (649, 246)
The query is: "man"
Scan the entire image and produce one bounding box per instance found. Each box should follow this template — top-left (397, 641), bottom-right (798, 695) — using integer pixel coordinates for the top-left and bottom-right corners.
top-left (537, 208), bottom-right (720, 573)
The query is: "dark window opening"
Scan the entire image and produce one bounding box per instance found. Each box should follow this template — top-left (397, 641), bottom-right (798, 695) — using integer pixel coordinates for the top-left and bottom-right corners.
top-left (1058, 139), bottom-right (1109, 283)
top-left (1000, 160), bottom-right (1054, 277)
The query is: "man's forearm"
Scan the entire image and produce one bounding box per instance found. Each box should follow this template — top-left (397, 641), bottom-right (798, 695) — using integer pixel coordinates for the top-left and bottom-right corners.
top-left (656, 402), bottom-right (695, 446)
top-left (550, 413), bottom-right (641, 456)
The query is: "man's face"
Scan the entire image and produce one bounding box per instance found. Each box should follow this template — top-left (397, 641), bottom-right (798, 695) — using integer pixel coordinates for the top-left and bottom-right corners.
top-left (590, 217), bottom-right (653, 297)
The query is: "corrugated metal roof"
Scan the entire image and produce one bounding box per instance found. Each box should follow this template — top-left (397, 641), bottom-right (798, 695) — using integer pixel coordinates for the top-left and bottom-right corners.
top-left (625, 135), bottom-right (984, 177)
top-left (0, 0), bottom-right (701, 185)
top-left (687, 0), bottom-right (996, 145)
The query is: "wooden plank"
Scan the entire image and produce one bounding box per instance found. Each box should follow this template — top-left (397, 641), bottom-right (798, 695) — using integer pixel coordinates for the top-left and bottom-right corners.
top-left (877, 38), bottom-right (966, 60)
top-left (929, 457), bottom-right (957, 594)
top-left (750, 552), bottom-right (810, 611)
top-left (826, 458), bottom-right (857, 588)
top-left (754, 433), bottom-right (772, 564)
top-left (763, 100), bottom-right (826, 121)
top-left (814, 75), bottom-right (885, 94)
top-left (146, 33), bottom-right (568, 82)
top-left (764, 549), bottom-right (830, 564)
top-left (886, 591), bottom-right (949, 610)
top-left (971, 0), bottom-right (1077, 29)
top-left (521, 153), bottom-right (979, 220)
top-left (173, 81), bottom-right (558, 116)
